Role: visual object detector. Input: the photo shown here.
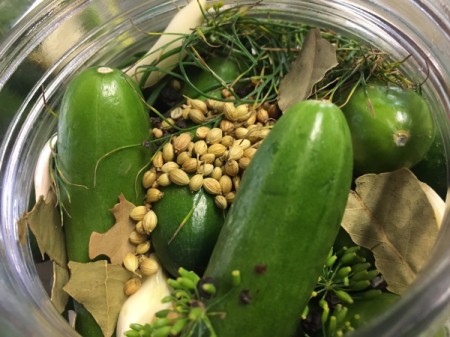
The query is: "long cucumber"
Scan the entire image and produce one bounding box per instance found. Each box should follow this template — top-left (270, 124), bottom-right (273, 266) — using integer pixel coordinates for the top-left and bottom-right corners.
top-left (204, 100), bottom-right (353, 337)
top-left (56, 66), bottom-right (150, 336)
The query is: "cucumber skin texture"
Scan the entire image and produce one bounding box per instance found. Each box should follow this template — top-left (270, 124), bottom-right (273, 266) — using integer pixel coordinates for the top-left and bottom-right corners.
top-left (151, 185), bottom-right (225, 277)
top-left (204, 100), bottom-right (353, 337)
top-left (342, 83), bottom-right (435, 174)
top-left (58, 66), bottom-right (150, 263)
top-left (57, 67), bottom-right (150, 337)
top-left (182, 57), bottom-right (241, 99)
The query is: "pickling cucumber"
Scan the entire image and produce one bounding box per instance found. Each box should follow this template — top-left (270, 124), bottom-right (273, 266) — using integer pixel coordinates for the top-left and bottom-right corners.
top-left (204, 100), bottom-right (353, 337)
top-left (151, 185), bottom-right (225, 277)
top-left (56, 66), bottom-right (150, 336)
top-left (341, 82), bottom-right (435, 174)
top-left (182, 56), bottom-right (242, 99)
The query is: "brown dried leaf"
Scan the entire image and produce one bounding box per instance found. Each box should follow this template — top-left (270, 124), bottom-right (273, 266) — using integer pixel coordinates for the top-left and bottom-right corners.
top-left (341, 168), bottom-right (440, 295)
top-left (63, 260), bottom-right (132, 337)
top-left (23, 188), bottom-right (70, 312)
top-left (89, 194), bottom-right (136, 264)
top-left (52, 261), bottom-right (70, 313)
top-left (278, 28), bottom-right (338, 112)
top-left (17, 215), bottom-right (28, 246)
top-left (26, 189), bottom-right (66, 266)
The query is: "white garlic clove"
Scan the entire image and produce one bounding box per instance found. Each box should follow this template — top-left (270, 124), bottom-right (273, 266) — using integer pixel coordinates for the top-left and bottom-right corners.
top-left (34, 134), bottom-right (57, 202)
top-left (419, 182), bottom-right (445, 228)
top-left (124, 0), bottom-right (207, 88)
top-left (116, 255), bottom-right (172, 337)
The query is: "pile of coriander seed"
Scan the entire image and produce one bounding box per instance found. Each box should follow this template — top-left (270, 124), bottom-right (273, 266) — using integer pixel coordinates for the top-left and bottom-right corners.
top-left (123, 97), bottom-right (278, 295)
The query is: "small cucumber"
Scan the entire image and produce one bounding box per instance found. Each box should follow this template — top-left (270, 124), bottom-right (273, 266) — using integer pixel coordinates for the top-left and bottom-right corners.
top-left (56, 66), bottom-right (150, 336)
top-left (182, 56), bottom-right (242, 99)
top-left (204, 100), bottom-right (353, 337)
top-left (151, 185), bottom-right (225, 277)
top-left (341, 82), bottom-right (435, 174)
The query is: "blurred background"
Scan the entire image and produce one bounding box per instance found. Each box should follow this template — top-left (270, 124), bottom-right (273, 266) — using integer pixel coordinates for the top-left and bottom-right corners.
top-left (0, 0), bottom-right (38, 142)
top-left (0, 1), bottom-right (36, 39)
top-left (0, 0), bottom-right (56, 294)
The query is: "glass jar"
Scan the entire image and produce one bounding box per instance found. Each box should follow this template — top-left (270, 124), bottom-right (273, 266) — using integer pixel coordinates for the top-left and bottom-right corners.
top-left (0, 1), bottom-right (449, 336)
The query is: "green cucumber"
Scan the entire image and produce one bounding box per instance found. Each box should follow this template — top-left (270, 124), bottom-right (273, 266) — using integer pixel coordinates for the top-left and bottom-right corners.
top-left (182, 56), bottom-right (242, 99)
top-left (204, 100), bottom-right (353, 337)
top-left (56, 66), bottom-right (150, 336)
top-left (341, 82), bottom-right (435, 174)
top-left (151, 185), bottom-right (225, 277)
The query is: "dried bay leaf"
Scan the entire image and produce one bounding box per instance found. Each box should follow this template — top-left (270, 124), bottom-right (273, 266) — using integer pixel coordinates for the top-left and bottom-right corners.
top-left (341, 168), bottom-right (440, 295)
top-left (420, 182), bottom-right (445, 227)
top-left (63, 260), bottom-right (132, 337)
top-left (17, 215), bottom-right (28, 246)
top-left (26, 189), bottom-right (66, 266)
top-left (89, 194), bottom-right (136, 265)
top-left (52, 261), bottom-right (70, 313)
top-left (278, 28), bottom-right (338, 111)
top-left (23, 188), bottom-right (70, 312)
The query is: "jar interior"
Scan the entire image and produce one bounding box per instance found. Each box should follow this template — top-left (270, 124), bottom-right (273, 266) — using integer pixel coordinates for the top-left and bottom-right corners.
top-left (1, 1), bottom-right (449, 337)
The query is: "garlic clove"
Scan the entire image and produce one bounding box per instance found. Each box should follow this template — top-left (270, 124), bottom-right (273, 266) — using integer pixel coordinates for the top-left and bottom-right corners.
top-left (34, 134), bottom-right (57, 202)
top-left (124, 0), bottom-right (207, 87)
top-left (420, 182), bottom-right (446, 228)
top-left (116, 255), bottom-right (171, 337)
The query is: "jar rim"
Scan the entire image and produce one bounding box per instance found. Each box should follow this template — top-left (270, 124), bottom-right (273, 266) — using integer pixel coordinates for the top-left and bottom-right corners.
top-left (1, 1), bottom-right (450, 337)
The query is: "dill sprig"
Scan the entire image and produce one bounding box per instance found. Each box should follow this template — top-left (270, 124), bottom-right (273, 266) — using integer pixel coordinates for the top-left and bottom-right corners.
top-left (301, 246), bottom-right (384, 337)
top-left (135, 2), bottom-right (308, 105)
top-left (124, 267), bottom-right (232, 337)
top-left (314, 34), bottom-right (415, 103)
top-left (135, 2), bottom-right (414, 109)
top-left (178, 3), bottom-right (309, 104)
